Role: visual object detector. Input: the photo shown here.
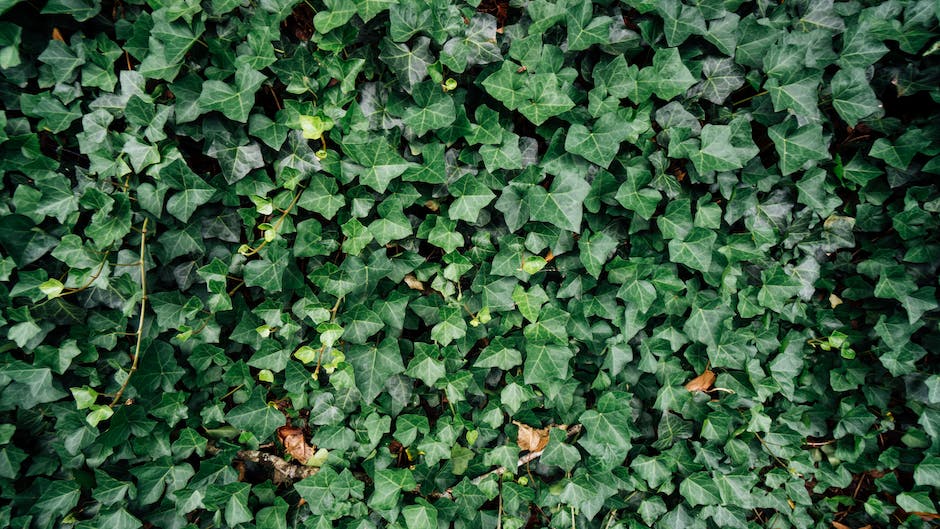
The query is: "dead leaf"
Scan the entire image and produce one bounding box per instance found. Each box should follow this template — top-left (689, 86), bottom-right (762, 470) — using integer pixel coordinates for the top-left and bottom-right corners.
top-left (52, 28), bottom-right (65, 42)
top-left (512, 421), bottom-right (566, 452)
top-left (404, 274), bottom-right (425, 291)
top-left (829, 293), bottom-right (843, 308)
top-left (277, 425), bottom-right (316, 465)
top-left (685, 369), bottom-right (716, 392)
top-left (424, 200), bottom-right (440, 212)
top-left (831, 522), bottom-right (851, 529)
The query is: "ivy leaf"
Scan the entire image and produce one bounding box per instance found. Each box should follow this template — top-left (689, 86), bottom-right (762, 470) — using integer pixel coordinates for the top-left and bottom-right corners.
top-left (615, 165), bottom-right (661, 220)
top-left (690, 57), bottom-right (744, 105)
top-left (402, 498), bottom-right (439, 529)
top-left (524, 343), bottom-right (574, 389)
top-left (379, 37), bottom-right (433, 92)
top-left (314, 0), bottom-right (356, 33)
top-left (578, 229), bottom-right (619, 279)
top-left (566, 0), bottom-right (611, 51)
top-left (767, 118), bottom-right (830, 175)
top-left (527, 173), bottom-right (590, 232)
top-left (430, 306), bottom-right (467, 346)
top-left (482, 61), bottom-right (533, 111)
top-left (657, 0), bottom-right (705, 47)
top-left (540, 428), bottom-right (580, 471)
top-left (369, 468), bottom-right (416, 511)
top-left (206, 140), bottom-right (265, 185)
top-left (578, 392), bottom-right (635, 469)
top-left (680, 472), bottom-right (721, 507)
top-left (517, 74), bottom-right (576, 125)
top-left (668, 227), bottom-right (717, 273)
top-left (633, 47), bottom-right (697, 103)
top-left (758, 265), bottom-right (803, 313)
top-left (403, 82), bottom-right (456, 137)
top-left (19, 92), bottom-right (81, 133)
top-left (831, 68), bottom-right (882, 127)
top-left (344, 138), bottom-right (413, 193)
top-left (447, 172), bottom-right (496, 223)
top-left (225, 389), bottom-right (285, 441)
top-left (198, 65), bottom-right (267, 123)
top-left (299, 174), bottom-right (345, 220)
top-left (474, 337), bottom-right (523, 370)
top-left (689, 119), bottom-right (759, 173)
top-left (162, 159), bottom-right (215, 222)
top-left (31, 480), bottom-right (81, 526)
top-left (869, 128), bottom-right (930, 170)
top-left (565, 111), bottom-right (631, 168)
top-left (766, 75), bottom-right (821, 121)
top-left (441, 14), bottom-right (501, 72)
top-left (346, 339), bottom-right (405, 404)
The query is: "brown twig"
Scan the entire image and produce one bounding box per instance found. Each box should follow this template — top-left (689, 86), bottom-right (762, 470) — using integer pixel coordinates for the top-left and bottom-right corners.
top-left (109, 218), bottom-right (148, 407)
top-left (237, 450), bottom-right (321, 484)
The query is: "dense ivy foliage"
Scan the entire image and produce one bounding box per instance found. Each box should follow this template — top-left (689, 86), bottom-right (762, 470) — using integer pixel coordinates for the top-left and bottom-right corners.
top-left (1, 0), bottom-right (939, 527)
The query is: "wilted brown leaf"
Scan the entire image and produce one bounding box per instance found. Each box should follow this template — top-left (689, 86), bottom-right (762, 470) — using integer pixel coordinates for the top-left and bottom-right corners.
top-left (52, 28), bottom-right (65, 42)
top-left (404, 274), bottom-right (425, 291)
top-left (424, 200), bottom-right (440, 212)
top-left (512, 421), bottom-right (566, 452)
top-left (831, 522), bottom-right (851, 529)
top-left (277, 425), bottom-right (316, 465)
top-left (685, 369), bottom-right (716, 392)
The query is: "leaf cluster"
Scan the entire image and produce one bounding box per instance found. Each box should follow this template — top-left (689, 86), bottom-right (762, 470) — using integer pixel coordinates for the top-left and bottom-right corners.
top-left (0, 0), bottom-right (939, 528)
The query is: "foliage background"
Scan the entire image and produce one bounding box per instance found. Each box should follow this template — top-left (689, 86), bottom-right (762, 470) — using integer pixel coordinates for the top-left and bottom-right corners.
top-left (0, 0), bottom-right (939, 528)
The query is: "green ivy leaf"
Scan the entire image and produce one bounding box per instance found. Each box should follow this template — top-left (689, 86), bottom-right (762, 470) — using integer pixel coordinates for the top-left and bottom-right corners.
top-left (198, 65), bottom-right (267, 123)
top-left (346, 339), bottom-right (405, 404)
top-left (767, 118), bottom-right (830, 175)
top-left (527, 173), bottom-right (590, 232)
top-left (225, 389), bottom-right (284, 441)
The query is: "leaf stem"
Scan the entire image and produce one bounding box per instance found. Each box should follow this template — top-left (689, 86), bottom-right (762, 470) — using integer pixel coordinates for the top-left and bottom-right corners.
top-left (57, 251), bottom-right (111, 298)
top-left (240, 190), bottom-right (303, 257)
top-left (109, 218), bottom-right (148, 407)
top-left (733, 90), bottom-right (768, 106)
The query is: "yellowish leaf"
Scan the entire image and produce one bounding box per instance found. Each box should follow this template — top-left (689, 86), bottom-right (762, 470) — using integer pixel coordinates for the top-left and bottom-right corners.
top-left (404, 274), bottom-right (425, 291)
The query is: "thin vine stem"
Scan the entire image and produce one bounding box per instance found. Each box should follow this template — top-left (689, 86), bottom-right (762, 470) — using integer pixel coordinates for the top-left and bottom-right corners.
top-left (240, 190), bottom-right (303, 257)
top-left (110, 217), bottom-right (149, 407)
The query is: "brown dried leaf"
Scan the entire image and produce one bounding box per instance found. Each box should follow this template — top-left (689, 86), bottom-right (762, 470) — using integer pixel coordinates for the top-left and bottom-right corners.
top-left (404, 274), bottom-right (425, 291)
top-left (277, 425), bottom-right (316, 465)
top-left (51, 28), bottom-right (65, 42)
top-left (831, 522), bottom-right (851, 529)
top-left (424, 200), bottom-right (440, 212)
top-left (685, 369), bottom-right (716, 392)
top-left (512, 421), bottom-right (565, 452)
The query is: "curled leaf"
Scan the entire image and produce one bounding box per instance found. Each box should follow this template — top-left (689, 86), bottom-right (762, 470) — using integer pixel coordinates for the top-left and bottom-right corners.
top-left (685, 369), bottom-right (716, 392)
top-left (512, 421), bottom-right (566, 452)
top-left (277, 425), bottom-right (316, 465)
top-left (404, 274), bottom-right (425, 291)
